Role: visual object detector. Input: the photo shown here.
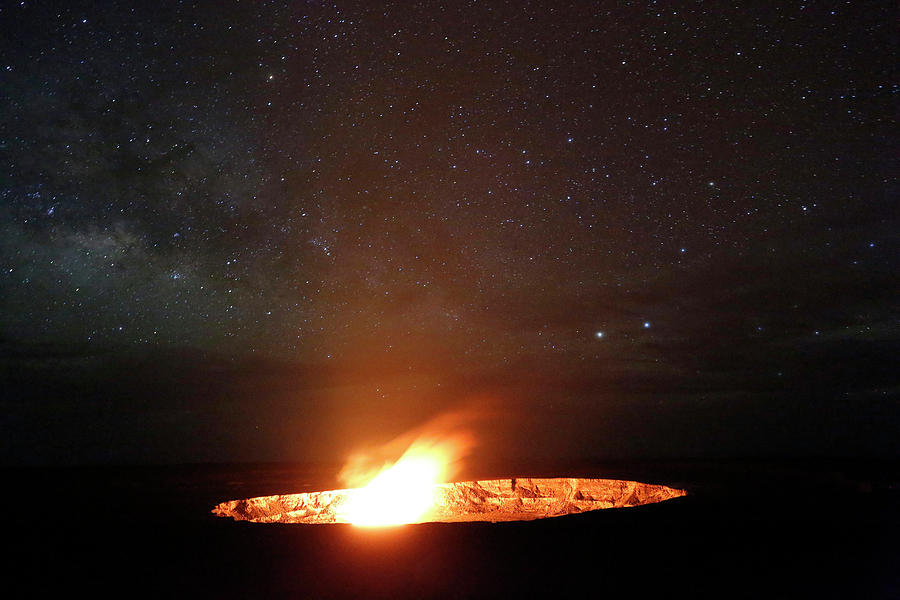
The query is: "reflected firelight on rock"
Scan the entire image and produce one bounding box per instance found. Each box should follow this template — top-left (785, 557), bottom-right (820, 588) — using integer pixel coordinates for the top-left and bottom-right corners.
top-left (214, 427), bottom-right (685, 526)
top-left (213, 477), bottom-right (687, 526)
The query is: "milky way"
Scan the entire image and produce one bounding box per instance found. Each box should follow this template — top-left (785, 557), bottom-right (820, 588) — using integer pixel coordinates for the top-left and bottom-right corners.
top-left (0, 1), bottom-right (896, 463)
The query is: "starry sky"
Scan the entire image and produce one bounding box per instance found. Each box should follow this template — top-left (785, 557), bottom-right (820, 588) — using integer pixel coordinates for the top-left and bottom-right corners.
top-left (1, 1), bottom-right (897, 466)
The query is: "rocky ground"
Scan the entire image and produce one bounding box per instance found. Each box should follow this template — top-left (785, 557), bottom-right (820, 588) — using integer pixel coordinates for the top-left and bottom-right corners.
top-left (213, 477), bottom-right (687, 524)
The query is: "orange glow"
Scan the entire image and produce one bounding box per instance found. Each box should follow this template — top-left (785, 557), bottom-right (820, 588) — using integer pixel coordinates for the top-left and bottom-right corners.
top-left (214, 477), bottom-right (689, 525)
top-left (338, 445), bottom-right (443, 526)
top-left (337, 429), bottom-right (473, 527)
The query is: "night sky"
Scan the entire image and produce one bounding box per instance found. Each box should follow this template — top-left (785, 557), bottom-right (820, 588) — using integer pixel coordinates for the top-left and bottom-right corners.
top-left (1, 1), bottom-right (896, 466)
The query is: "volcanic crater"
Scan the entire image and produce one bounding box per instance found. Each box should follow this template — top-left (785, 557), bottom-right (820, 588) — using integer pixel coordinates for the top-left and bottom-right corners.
top-left (213, 477), bottom-right (687, 525)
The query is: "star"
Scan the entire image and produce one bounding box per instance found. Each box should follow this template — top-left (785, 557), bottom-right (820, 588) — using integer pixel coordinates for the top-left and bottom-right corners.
top-left (0, 0), bottom-right (894, 466)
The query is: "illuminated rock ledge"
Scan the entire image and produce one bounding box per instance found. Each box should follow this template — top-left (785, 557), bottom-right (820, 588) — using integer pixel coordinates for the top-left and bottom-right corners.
top-left (212, 478), bottom-right (687, 525)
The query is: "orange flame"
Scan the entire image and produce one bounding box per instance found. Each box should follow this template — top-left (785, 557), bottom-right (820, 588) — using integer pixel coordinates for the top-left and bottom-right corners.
top-left (336, 412), bottom-right (477, 527)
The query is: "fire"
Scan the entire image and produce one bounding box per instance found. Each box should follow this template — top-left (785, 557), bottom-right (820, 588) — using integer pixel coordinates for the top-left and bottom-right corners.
top-left (337, 427), bottom-right (474, 527)
top-left (338, 445), bottom-right (445, 526)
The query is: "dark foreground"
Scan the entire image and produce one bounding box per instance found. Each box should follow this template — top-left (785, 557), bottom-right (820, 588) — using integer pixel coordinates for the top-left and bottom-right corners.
top-left (6, 460), bottom-right (898, 599)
